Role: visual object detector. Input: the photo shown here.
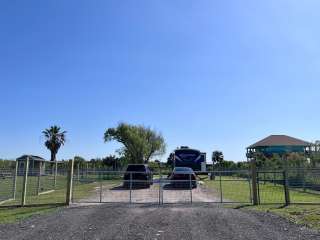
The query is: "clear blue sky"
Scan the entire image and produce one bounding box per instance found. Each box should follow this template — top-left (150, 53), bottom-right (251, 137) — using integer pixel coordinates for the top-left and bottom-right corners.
top-left (1, 1), bottom-right (319, 162)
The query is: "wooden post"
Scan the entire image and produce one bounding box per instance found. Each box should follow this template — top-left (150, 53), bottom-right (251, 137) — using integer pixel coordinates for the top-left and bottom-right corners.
top-left (36, 162), bottom-right (41, 195)
top-left (219, 171), bottom-right (223, 203)
top-left (99, 175), bottom-right (102, 203)
top-left (189, 173), bottom-right (192, 204)
top-left (248, 177), bottom-right (252, 203)
top-left (257, 174), bottom-right (260, 204)
top-left (283, 170), bottom-right (290, 206)
top-left (66, 159), bottom-right (74, 205)
top-left (250, 156), bottom-right (259, 205)
top-left (54, 161), bottom-right (58, 189)
top-left (129, 172), bottom-right (132, 204)
top-left (21, 156), bottom-right (30, 206)
top-left (86, 163), bottom-right (88, 178)
top-left (77, 163), bottom-right (80, 182)
top-left (158, 164), bottom-right (161, 205)
top-left (12, 161), bottom-right (18, 199)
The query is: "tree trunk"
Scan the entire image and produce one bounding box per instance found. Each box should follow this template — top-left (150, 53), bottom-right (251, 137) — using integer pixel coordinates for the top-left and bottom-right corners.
top-left (51, 151), bottom-right (56, 175)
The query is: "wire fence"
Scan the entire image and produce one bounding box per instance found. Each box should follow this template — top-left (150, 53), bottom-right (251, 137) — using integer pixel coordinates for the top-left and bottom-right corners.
top-left (257, 168), bottom-right (320, 204)
top-left (0, 168), bottom-right (15, 203)
top-left (0, 160), bottom-right (68, 207)
top-left (1, 161), bottom-right (320, 207)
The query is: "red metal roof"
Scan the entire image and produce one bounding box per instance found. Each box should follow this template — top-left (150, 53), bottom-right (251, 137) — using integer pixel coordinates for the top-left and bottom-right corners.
top-left (247, 135), bottom-right (310, 148)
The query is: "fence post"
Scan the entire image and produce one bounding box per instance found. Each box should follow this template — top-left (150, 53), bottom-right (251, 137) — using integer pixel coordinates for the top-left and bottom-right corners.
top-left (36, 162), bottom-right (41, 195)
top-left (86, 163), bottom-right (88, 178)
top-left (251, 158), bottom-right (259, 205)
top-left (283, 170), bottom-right (290, 206)
top-left (77, 163), bottom-right (80, 182)
top-left (66, 159), bottom-right (74, 205)
top-left (159, 175), bottom-right (162, 205)
top-left (158, 168), bottom-right (161, 205)
top-left (99, 173), bottom-right (102, 203)
top-left (248, 177), bottom-right (252, 203)
top-left (54, 161), bottom-right (58, 189)
top-left (257, 174), bottom-right (260, 204)
top-left (21, 156), bottom-right (30, 206)
top-left (219, 171), bottom-right (223, 203)
top-left (12, 160), bottom-right (18, 200)
top-left (129, 172), bottom-right (132, 204)
top-left (189, 173), bottom-right (192, 204)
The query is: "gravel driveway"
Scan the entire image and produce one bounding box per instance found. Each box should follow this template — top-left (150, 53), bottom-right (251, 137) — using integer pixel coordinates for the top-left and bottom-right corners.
top-left (77, 181), bottom-right (222, 204)
top-left (0, 204), bottom-right (319, 240)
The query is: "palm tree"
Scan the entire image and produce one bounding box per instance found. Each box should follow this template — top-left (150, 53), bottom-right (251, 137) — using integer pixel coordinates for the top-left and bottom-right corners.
top-left (43, 125), bottom-right (66, 187)
top-left (43, 125), bottom-right (67, 162)
top-left (212, 151), bottom-right (224, 169)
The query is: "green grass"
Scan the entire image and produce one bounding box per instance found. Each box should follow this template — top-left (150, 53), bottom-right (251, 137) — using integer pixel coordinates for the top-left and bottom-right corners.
top-left (204, 176), bottom-right (320, 204)
top-left (0, 205), bottom-right (61, 224)
top-left (204, 177), bottom-right (252, 203)
top-left (0, 175), bottom-right (68, 202)
top-left (0, 175), bottom-right (68, 206)
top-left (205, 176), bottom-right (320, 230)
top-left (240, 204), bottom-right (320, 230)
top-left (0, 180), bottom-right (103, 224)
top-left (72, 179), bottom-right (123, 201)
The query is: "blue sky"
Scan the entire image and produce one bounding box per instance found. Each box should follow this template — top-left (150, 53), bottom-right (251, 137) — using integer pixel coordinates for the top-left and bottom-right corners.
top-left (1, 1), bottom-right (319, 162)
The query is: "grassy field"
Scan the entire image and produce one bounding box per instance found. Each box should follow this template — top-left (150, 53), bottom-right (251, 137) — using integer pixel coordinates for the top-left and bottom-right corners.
top-left (204, 176), bottom-right (320, 204)
top-left (204, 176), bottom-right (320, 230)
top-left (0, 175), bottom-right (68, 206)
top-left (0, 205), bottom-right (61, 224)
top-left (241, 204), bottom-right (320, 230)
top-left (204, 177), bottom-right (252, 203)
top-left (0, 181), bottom-right (103, 224)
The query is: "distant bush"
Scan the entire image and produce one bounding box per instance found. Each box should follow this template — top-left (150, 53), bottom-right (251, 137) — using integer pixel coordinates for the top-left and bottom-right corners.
top-left (0, 159), bottom-right (15, 169)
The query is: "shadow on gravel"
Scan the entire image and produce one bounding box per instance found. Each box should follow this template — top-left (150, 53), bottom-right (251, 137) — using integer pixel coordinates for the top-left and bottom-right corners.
top-left (162, 184), bottom-right (197, 190)
top-left (0, 203), bottom-right (66, 209)
top-left (110, 185), bottom-right (151, 191)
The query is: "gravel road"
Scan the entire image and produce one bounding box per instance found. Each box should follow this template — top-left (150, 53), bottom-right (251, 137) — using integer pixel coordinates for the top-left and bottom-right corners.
top-left (78, 181), bottom-right (221, 204)
top-left (0, 204), bottom-right (319, 240)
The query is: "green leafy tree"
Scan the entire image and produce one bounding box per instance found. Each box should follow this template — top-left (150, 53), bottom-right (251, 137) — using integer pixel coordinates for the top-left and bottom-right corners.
top-left (104, 123), bottom-right (166, 164)
top-left (74, 156), bottom-right (86, 168)
top-left (43, 125), bottom-right (66, 162)
top-left (310, 141), bottom-right (320, 167)
top-left (103, 155), bottom-right (121, 170)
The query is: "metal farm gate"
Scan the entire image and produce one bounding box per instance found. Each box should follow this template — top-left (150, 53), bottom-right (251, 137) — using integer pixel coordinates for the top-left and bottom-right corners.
top-left (71, 170), bottom-right (253, 205)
